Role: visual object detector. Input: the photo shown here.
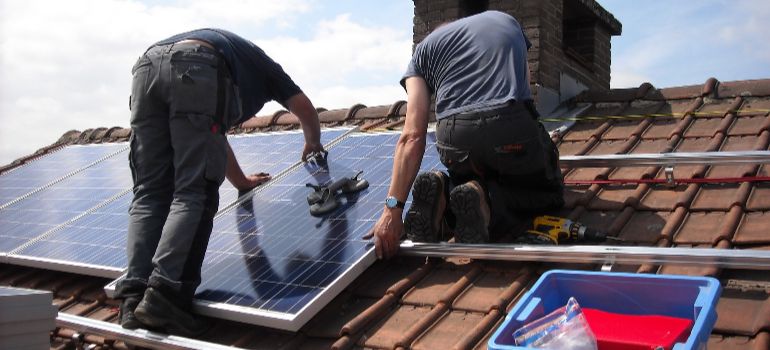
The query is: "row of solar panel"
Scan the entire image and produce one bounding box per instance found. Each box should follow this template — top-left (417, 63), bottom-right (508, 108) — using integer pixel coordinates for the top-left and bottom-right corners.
top-left (0, 128), bottom-right (445, 330)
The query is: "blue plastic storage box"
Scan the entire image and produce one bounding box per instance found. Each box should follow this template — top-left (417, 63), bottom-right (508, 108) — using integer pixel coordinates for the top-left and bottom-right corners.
top-left (488, 270), bottom-right (721, 350)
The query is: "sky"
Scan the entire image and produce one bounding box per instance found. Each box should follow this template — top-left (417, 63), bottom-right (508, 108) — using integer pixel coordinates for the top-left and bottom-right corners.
top-left (1, 0), bottom-right (769, 166)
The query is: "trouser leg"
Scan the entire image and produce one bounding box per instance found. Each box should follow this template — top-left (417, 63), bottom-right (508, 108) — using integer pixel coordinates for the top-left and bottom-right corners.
top-left (117, 50), bottom-right (173, 299)
top-left (146, 44), bottom-right (228, 305)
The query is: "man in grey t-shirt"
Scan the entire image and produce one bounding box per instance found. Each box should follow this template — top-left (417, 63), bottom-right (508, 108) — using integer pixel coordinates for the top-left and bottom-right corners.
top-left (368, 11), bottom-right (563, 259)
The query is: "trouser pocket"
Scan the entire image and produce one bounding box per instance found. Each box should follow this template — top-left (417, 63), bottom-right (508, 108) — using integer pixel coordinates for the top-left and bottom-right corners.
top-left (485, 117), bottom-right (547, 176)
top-left (436, 141), bottom-right (473, 178)
top-left (179, 114), bottom-right (227, 185)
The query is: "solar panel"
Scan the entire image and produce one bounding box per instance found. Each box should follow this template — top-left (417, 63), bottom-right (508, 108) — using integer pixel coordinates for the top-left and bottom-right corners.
top-left (219, 128), bottom-right (351, 207)
top-left (3, 129), bottom-right (352, 275)
top-left (0, 144), bottom-right (127, 208)
top-left (180, 131), bottom-right (444, 330)
top-left (8, 193), bottom-right (132, 277)
top-left (0, 145), bottom-right (131, 253)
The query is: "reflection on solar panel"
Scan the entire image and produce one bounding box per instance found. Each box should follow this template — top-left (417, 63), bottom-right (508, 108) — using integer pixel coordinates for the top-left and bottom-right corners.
top-left (0, 145), bottom-right (131, 253)
top-left (0, 144), bottom-right (126, 207)
top-left (219, 128), bottom-right (351, 208)
top-left (9, 193), bottom-right (133, 277)
top-left (187, 131), bottom-right (443, 330)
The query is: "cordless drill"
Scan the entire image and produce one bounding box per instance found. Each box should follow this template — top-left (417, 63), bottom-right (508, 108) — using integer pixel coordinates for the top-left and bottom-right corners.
top-left (523, 215), bottom-right (615, 245)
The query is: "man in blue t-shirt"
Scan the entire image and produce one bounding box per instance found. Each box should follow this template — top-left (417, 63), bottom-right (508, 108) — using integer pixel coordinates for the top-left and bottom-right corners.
top-left (114, 29), bottom-right (325, 336)
top-left (369, 11), bottom-right (564, 259)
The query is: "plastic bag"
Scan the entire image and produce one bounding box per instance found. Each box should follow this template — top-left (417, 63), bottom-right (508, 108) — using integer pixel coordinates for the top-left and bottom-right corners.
top-left (513, 297), bottom-right (597, 350)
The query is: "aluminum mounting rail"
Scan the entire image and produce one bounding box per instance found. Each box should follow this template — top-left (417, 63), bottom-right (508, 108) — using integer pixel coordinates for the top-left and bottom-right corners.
top-left (560, 150), bottom-right (770, 168)
top-left (399, 242), bottom-right (770, 270)
top-left (57, 313), bottom-right (245, 350)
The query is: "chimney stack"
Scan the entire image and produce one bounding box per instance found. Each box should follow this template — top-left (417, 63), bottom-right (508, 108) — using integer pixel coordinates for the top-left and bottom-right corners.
top-left (411, 0), bottom-right (622, 110)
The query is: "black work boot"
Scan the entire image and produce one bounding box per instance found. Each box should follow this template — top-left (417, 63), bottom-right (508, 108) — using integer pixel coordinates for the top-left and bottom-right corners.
top-left (119, 296), bottom-right (143, 330)
top-left (134, 287), bottom-right (210, 337)
top-left (404, 171), bottom-right (448, 242)
top-left (450, 181), bottom-right (491, 243)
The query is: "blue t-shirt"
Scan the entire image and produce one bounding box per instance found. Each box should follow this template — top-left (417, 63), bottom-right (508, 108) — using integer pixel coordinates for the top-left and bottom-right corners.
top-left (154, 29), bottom-right (302, 126)
top-left (402, 11), bottom-right (532, 120)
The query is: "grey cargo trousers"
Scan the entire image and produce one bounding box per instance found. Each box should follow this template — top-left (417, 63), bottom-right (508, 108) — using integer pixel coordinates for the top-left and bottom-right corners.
top-left (115, 41), bottom-right (236, 305)
top-left (435, 101), bottom-right (564, 238)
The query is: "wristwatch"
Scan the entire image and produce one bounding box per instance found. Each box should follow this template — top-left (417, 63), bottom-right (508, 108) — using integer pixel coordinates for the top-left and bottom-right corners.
top-left (385, 196), bottom-right (405, 209)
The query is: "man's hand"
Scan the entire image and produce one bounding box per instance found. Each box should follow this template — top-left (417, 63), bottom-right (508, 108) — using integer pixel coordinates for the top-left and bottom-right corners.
top-left (302, 142), bottom-right (325, 162)
top-left (363, 209), bottom-right (403, 259)
top-left (233, 172), bottom-right (271, 191)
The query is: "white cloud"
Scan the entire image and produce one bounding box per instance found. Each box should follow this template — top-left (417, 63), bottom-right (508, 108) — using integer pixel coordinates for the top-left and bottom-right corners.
top-left (0, 0), bottom-right (412, 165)
top-left (255, 14), bottom-right (411, 88)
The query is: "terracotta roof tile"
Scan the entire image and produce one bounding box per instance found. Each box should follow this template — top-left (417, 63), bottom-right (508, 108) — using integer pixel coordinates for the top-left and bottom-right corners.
top-left (717, 79), bottom-right (770, 98)
top-left (452, 267), bottom-right (529, 313)
top-left (691, 184), bottom-right (745, 211)
top-left (747, 183), bottom-right (770, 211)
top-left (588, 184), bottom-right (639, 210)
top-left (734, 211), bottom-right (770, 245)
top-left (361, 305), bottom-right (432, 349)
top-left (411, 310), bottom-right (487, 350)
top-left (708, 332), bottom-right (770, 350)
top-left (616, 210), bottom-right (670, 243)
top-left (714, 287), bottom-right (770, 335)
top-left (402, 262), bottom-right (474, 306)
top-left (557, 139), bottom-right (594, 156)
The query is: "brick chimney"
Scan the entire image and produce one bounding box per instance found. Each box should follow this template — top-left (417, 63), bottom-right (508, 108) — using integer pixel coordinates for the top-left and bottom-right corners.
top-left (411, 0), bottom-right (622, 112)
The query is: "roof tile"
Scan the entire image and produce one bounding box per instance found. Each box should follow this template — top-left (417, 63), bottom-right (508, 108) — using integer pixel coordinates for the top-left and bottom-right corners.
top-left (411, 310), bottom-right (486, 350)
top-left (452, 267), bottom-right (528, 313)
top-left (717, 79), bottom-right (770, 98)
top-left (639, 184), bottom-right (688, 211)
top-left (734, 211), bottom-right (770, 245)
top-left (746, 183), bottom-right (770, 211)
top-left (714, 288), bottom-right (770, 335)
top-left (708, 332), bottom-right (770, 350)
top-left (617, 210), bottom-right (670, 243)
top-left (691, 184), bottom-right (745, 211)
top-left (557, 139), bottom-right (595, 156)
top-left (588, 184), bottom-right (638, 211)
top-left (729, 116), bottom-right (770, 136)
top-left (361, 305), bottom-right (432, 349)
top-left (403, 262), bottom-right (474, 306)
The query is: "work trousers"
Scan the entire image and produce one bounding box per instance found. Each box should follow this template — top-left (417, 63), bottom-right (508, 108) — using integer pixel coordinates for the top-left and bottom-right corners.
top-left (435, 101), bottom-right (564, 238)
top-left (115, 42), bottom-right (236, 306)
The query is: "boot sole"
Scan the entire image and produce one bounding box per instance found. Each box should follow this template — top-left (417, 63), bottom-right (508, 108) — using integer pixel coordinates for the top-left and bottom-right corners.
top-left (404, 172), bottom-right (444, 243)
top-left (450, 185), bottom-right (488, 244)
top-left (134, 292), bottom-right (209, 337)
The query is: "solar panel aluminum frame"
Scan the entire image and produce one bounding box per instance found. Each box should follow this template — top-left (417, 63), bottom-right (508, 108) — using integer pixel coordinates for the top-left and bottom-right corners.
top-left (4, 254), bottom-right (124, 279)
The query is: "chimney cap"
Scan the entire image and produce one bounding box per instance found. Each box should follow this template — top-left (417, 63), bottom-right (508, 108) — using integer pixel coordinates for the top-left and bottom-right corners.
top-left (568, 0), bottom-right (622, 35)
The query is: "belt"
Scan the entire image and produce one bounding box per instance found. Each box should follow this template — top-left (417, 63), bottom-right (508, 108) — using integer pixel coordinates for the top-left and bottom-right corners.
top-left (175, 39), bottom-right (216, 50)
top-left (446, 100), bottom-right (538, 121)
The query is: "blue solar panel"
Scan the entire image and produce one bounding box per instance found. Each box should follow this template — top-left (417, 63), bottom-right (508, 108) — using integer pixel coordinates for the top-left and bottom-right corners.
top-left (0, 144), bottom-right (126, 207)
top-left (190, 131), bottom-right (444, 329)
top-left (219, 128), bottom-right (350, 206)
top-left (11, 193), bottom-right (132, 275)
top-left (0, 148), bottom-right (131, 253)
top-left (4, 129), bottom-right (350, 274)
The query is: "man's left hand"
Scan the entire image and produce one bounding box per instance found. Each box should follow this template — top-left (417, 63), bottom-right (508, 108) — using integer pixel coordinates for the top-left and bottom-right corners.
top-left (234, 172), bottom-right (271, 191)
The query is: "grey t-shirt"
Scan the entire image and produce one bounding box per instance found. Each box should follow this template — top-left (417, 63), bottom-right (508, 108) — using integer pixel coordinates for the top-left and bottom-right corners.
top-left (401, 11), bottom-right (532, 120)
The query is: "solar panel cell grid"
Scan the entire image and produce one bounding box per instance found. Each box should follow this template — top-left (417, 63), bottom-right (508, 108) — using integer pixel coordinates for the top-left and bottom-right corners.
top-left (0, 144), bottom-right (127, 207)
top-left (0, 149), bottom-right (132, 253)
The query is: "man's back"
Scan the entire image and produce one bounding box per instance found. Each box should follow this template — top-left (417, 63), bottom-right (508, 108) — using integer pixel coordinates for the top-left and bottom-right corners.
top-left (403, 11), bottom-right (532, 119)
